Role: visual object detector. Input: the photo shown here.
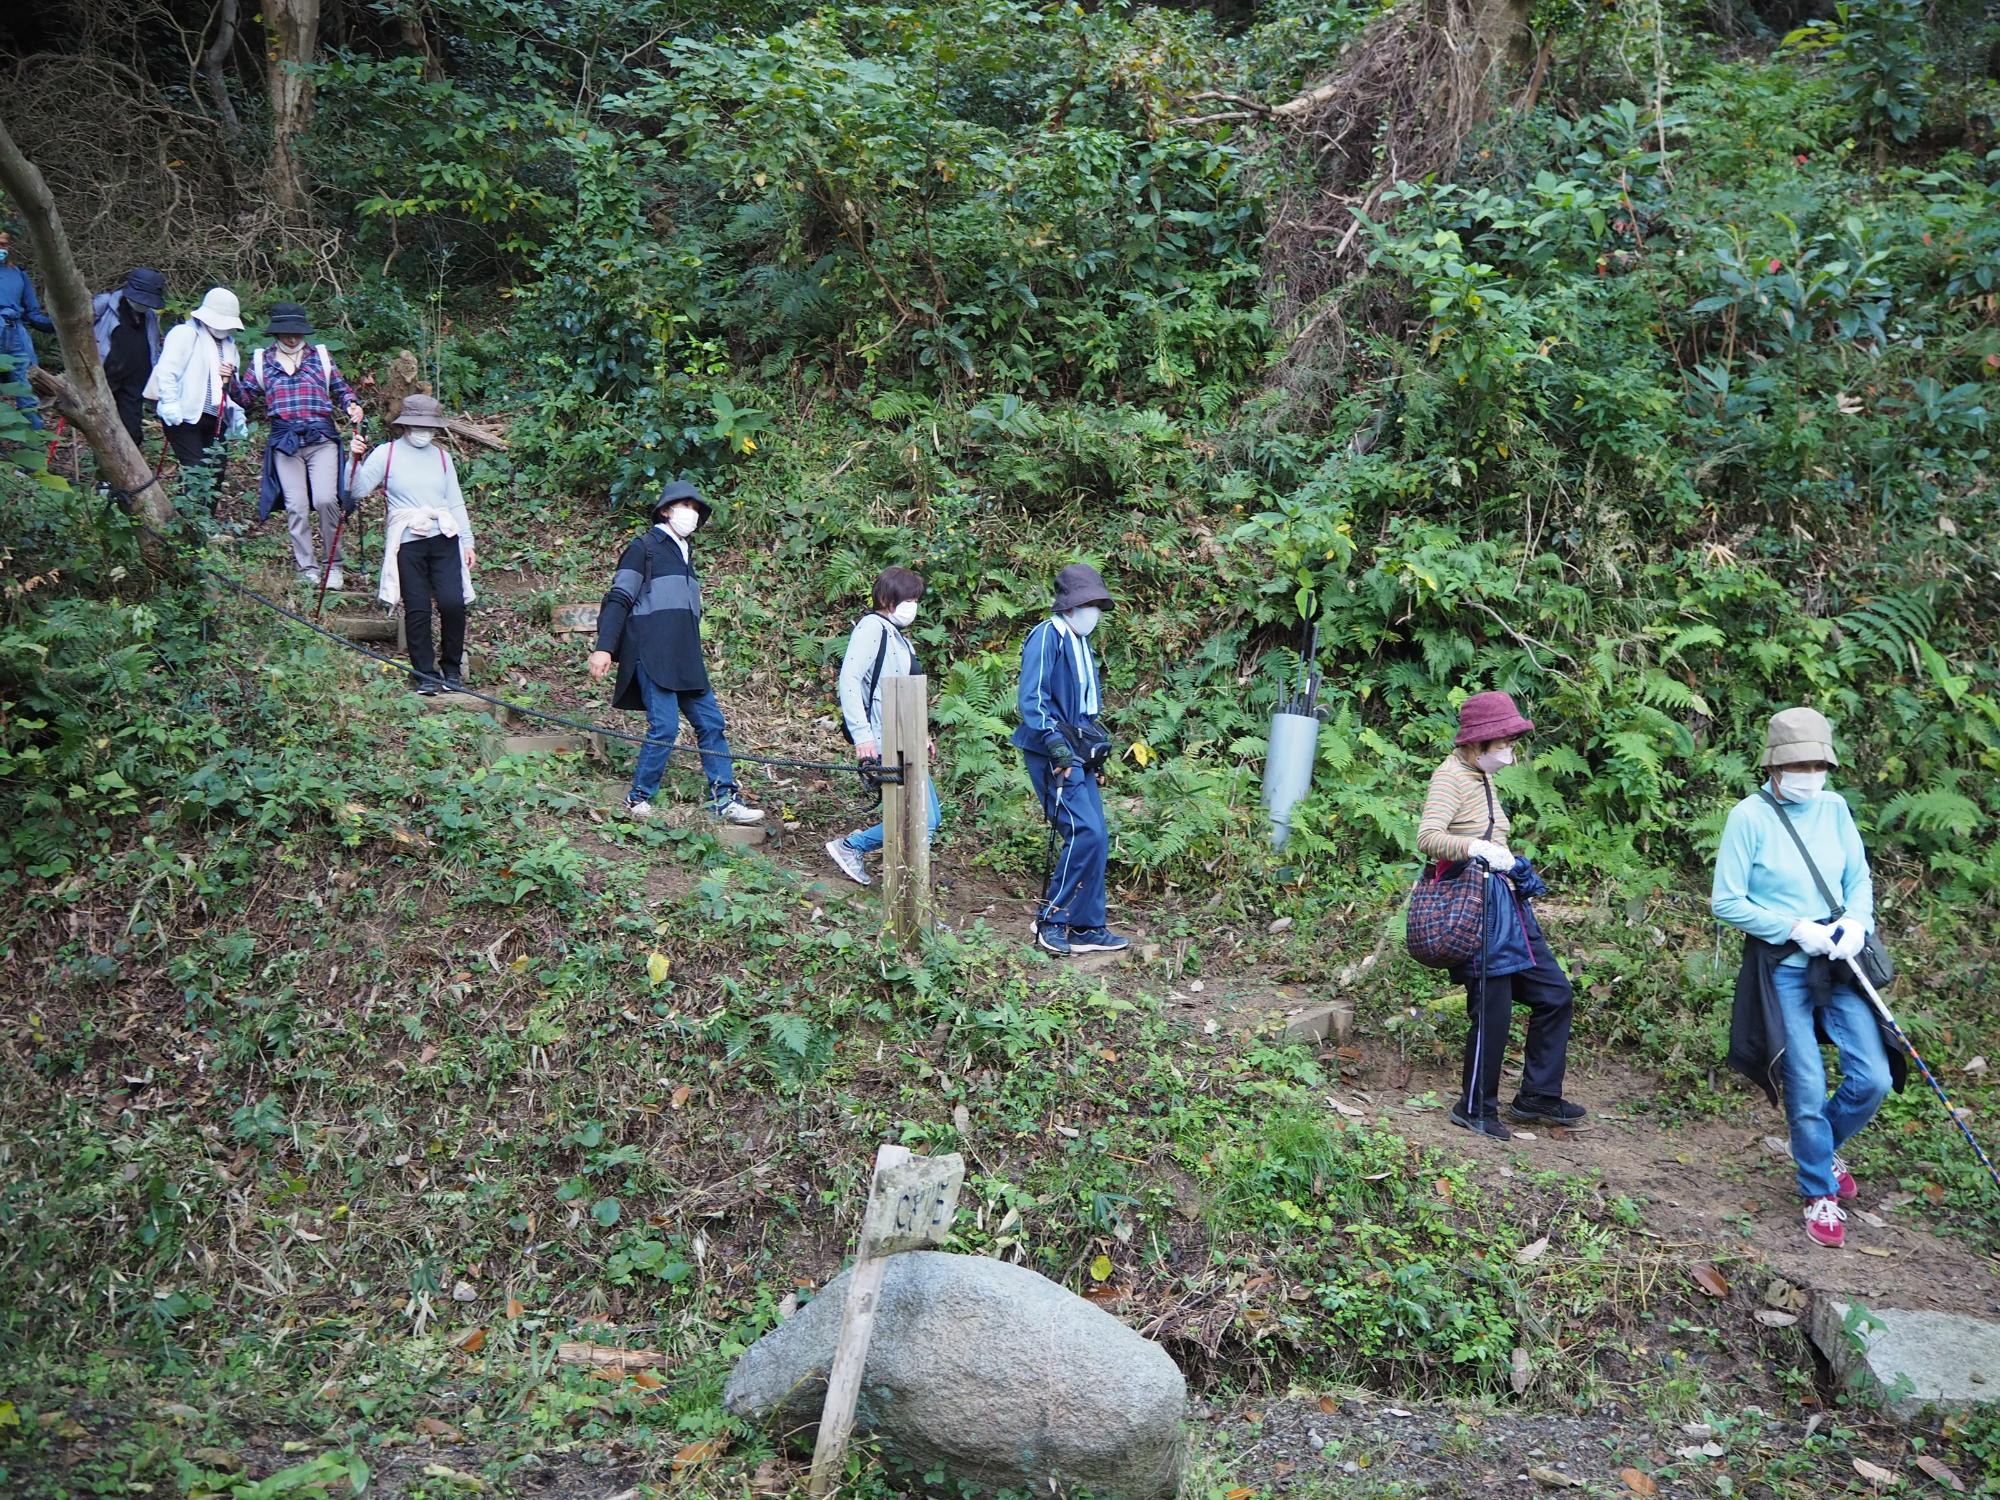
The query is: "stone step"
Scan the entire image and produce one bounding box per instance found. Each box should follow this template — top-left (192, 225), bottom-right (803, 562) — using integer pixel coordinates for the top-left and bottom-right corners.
top-left (497, 731), bottom-right (597, 758)
top-left (1811, 1298), bottom-right (2000, 1419)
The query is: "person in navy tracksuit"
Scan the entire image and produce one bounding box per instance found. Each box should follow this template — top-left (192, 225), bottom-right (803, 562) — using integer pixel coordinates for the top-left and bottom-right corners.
top-left (1011, 563), bottom-right (1130, 958)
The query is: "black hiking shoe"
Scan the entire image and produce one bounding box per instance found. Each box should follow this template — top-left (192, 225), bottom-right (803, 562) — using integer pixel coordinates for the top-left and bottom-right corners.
top-left (1035, 924), bottom-right (1073, 957)
top-left (1449, 1105), bottom-right (1513, 1141)
top-left (1508, 1096), bottom-right (1587, 1125)
top-left (411, 675), bottom-right (442, 697)
top-left (442, 669), bottom-right (465, 693)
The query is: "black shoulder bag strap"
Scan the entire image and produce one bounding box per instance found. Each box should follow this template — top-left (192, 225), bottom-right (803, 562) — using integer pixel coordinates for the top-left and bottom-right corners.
top-left (1756, 789), bottom-right (1844, 919)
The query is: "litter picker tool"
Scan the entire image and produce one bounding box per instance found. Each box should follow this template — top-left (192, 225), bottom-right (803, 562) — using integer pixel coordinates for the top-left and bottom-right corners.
top-left (1845, 953), bottom-right (2000, 1196)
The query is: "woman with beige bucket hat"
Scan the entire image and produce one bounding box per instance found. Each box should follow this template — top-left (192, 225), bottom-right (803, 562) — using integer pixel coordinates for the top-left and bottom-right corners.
top-left (1712, 706), bottom-right (1906, 1250)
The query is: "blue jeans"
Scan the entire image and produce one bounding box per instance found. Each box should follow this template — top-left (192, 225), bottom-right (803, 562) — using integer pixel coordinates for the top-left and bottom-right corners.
top-left (844, 781), bottom-right (942, 853)
top-left (1024, 752), bottom-right (1107, 931)
top-left (630, 667), bottom-right (737, 808)
top-left (1774, 963), bottom-right (1892, 1200)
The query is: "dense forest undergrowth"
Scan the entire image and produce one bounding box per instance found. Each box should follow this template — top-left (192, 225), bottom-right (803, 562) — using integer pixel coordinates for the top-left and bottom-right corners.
top-left (4, 0), bottom-right (2000, 1493)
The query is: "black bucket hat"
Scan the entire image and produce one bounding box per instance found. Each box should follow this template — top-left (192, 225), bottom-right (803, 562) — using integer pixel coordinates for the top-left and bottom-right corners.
top-left (266, 301), bottom-right (313, 336)
top-left (649, 479), bottom-right (713, 530)
top-left (123, 268), bottom-right (166, 310)
top-left (1052, 562), bottom-right (1113, 613)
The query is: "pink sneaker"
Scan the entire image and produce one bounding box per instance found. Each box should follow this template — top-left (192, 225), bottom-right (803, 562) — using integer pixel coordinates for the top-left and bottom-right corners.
top-left (1831, 1153), bottom-right (1858, 1201)
top-left (1803, 1196), bottom-right (1847, 1249)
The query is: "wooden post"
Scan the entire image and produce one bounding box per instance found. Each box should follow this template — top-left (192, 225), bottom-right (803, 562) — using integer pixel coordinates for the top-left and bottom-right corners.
top-left (808, 1144), bottom-right (964, 1499)
top-left (880, 674), bottom-right (933, 947)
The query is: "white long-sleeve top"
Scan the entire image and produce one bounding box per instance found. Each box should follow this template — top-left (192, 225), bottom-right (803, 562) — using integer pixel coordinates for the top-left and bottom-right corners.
top-left (837, 612), bottom-right (917, 747)
top-left (146, 318), bottom-right (246, 433)
top-left (349, 438), bottom-right (477, 606)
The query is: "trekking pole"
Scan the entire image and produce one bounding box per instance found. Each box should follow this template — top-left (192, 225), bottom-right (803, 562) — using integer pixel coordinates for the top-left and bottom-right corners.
top-left (314, 512), bottom-right (349, 622)
top-left (1844, 956), bottom-right (2000, 1195)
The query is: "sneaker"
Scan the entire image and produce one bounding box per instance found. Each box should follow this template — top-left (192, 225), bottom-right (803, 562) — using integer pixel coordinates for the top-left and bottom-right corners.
top-left (1067, 926), bottom-right (1130, 953)
top-left (326, 566), bottom-right (344, 592)
top-left (1804, 1195), bottom-right (1847, 1248)
top-left (1507, 1096), bottom-right (1588, 1125)
top-left (442, 672), bottom-right (465, 693)
top-left (1035, 924), bottom-right (1073, 957)
top-left (714, 796), bottom-right (765, 826)
top-left (411, 676), bottom-right (441, 697)
top-left (1831, 1153), bottom-right (1859, 1202)
top-left (826, 838), bottom-right (871, 887)
top-left (1449, 1105), bottom-right (1513, 1141)
top-left (624, 797), bottom-right (654, 821)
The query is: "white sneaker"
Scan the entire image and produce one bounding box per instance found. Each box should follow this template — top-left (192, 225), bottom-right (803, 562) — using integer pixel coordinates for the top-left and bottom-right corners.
top-left (326, 565), bottom-right (344, 591)
top-left (715, 797), bottom-right (765, 826)
top-left (826, 838), bottom-right (871, 886)
top-left (624, 797), bottom-right (654, 820)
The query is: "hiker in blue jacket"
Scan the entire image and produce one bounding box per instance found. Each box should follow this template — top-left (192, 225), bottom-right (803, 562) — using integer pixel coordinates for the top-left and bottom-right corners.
top-left (0, 229), bottom-right (56, 427)
top-left (1011, 563), bottom-right (1129, 957)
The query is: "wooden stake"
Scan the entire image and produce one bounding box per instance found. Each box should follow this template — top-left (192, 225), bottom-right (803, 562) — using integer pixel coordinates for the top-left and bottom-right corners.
top-left (880, 674), bottom-right (932, 948)
top-left (806, 1144), bottom-right (964, 1498)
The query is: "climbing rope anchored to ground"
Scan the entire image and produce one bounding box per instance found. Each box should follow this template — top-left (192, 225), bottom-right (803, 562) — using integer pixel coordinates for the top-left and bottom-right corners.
top-left (134, 515), bottom-right (902, 788)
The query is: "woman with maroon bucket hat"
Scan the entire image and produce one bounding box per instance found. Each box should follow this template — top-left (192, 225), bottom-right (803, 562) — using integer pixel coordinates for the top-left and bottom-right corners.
top-left (1416, 691), bottom-right (1582, 1140)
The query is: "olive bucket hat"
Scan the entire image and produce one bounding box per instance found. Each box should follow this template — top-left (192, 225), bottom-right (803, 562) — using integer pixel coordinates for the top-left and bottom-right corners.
top-left (1762, 706), bottom-right (1839, 768)
top-left (392, 394), bottom-right (451, 429)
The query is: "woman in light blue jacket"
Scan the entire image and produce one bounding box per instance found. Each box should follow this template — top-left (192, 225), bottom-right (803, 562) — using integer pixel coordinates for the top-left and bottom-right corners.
top-left (1712, 706), bottom-right (1897, 1251)
top-left (825, 566), bottom-right (941, 886)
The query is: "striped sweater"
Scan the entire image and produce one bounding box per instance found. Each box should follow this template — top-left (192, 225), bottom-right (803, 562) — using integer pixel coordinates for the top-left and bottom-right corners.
top-left (1415, 751), bottom-right (1512, 862)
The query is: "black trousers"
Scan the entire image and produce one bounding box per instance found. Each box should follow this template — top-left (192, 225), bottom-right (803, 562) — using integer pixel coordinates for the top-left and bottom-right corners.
top-left (398, 533), bottom-right (466, 681)
top-left (113, 386), bottom-right (147, 450)
top-left (1459, 929), bottom-right (1574, 1119)
top-left (163, 415), bottom-right (225, 507)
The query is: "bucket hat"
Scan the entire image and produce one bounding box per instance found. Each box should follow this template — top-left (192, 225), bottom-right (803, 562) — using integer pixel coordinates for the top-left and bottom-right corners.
top-left (392, 394), bottom-right (451, 430)
top-left (190, 286), bottom-right (243, 332)
top-left (266, 301), bottom-right (313, 336)
top-left (1053, 563), bottom-right (1113, 613)
top-left (1762, 706), bottom-right (1839, 768)
top-left (123, 268), bottom-right (166, 310)
top-left (1454, 690), bottom-right (1535, 746)
top-left (649, 478), bottom-right (713, 530)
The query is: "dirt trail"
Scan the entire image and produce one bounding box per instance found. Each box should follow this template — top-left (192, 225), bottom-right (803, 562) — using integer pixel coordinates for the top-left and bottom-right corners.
top-left (1349, 1052), bottom-right (2000, 1317)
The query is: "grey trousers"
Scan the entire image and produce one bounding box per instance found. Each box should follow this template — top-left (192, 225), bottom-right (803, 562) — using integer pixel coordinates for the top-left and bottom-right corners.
top-left (278, 441), bottom-right (343, 573)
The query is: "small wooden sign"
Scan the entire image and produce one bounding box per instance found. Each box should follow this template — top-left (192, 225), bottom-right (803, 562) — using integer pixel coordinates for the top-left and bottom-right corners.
top-left (807, 1145), bottom-right (964, 1497)
top-left (550, 602), bottom-right (600, 635)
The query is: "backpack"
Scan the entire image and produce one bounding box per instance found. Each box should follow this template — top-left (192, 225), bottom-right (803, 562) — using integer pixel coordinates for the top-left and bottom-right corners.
top-left (838, 616), bottom-right (917, 744)
top-left (254, 342), bottom-right (333, 393)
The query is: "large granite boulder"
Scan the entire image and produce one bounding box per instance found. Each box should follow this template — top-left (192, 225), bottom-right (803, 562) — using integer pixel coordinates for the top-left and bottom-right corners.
top-left (724, 1251), bottom-right (1186, 1497)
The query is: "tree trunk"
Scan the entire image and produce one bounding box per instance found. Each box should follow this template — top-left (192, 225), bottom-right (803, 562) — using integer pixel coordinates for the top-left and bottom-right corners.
top-left (204, 0), bottom-right (242, 140)
top-left (1467, 0), bottom-right (1536, 78)
top-left (0, 111), bottom-right (176, 558)
top-left (265, 0), bottom-right (322, 217)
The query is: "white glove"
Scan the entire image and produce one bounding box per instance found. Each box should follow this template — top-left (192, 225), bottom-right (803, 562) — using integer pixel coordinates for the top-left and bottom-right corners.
top-left (1467, 839), bottom-right (1515, 870)
top-left (1790, 920), bottom-right (1838, 957)
top-left (1828, 922), bottom-right (1867, 962)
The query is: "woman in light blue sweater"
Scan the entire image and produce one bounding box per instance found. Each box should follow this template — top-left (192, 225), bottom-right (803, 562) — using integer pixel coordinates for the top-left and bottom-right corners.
top-left (1711, 706), bottom-right (1899, 1250)
top-left (824, 567), bottom-right (941, 886)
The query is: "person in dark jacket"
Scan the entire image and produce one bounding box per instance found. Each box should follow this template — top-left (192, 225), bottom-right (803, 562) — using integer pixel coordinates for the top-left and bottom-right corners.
top-left (1713, 706), bottom-right (1903, 1250)
top-left (92, 268), bottom-right (167, 448)
top-left (587, 480), bottom-right (764, 826)
top-left (1415, 691), bottom-right (1580, 1140)
top-left (0, 229), bottom-right (56, 427)
top-left (1011, 563), bottom-right (1128, 957)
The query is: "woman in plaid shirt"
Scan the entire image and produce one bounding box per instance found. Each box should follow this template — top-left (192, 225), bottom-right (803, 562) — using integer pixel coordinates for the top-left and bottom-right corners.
top-left (229, 302), bottom-right (365, 589)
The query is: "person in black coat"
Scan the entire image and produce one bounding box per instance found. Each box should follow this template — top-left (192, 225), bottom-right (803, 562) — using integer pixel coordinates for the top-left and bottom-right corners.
top-left (587, 480), bottom-right (765, 826)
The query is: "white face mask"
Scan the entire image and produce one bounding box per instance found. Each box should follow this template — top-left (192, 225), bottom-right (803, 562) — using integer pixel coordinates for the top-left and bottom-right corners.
top-left (665, 505), bottom-right (701, 538)
top-left (1065, 606), bottom-right (1102, 637)
top-left (889, 600), bottom-right (919, 628)
top-left (1474, 745), bottom-right (1515, 773)
top-left (404, 428), bottom-right (436, 448)
top-left (1776, 769), bottom-right (1828, 800)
